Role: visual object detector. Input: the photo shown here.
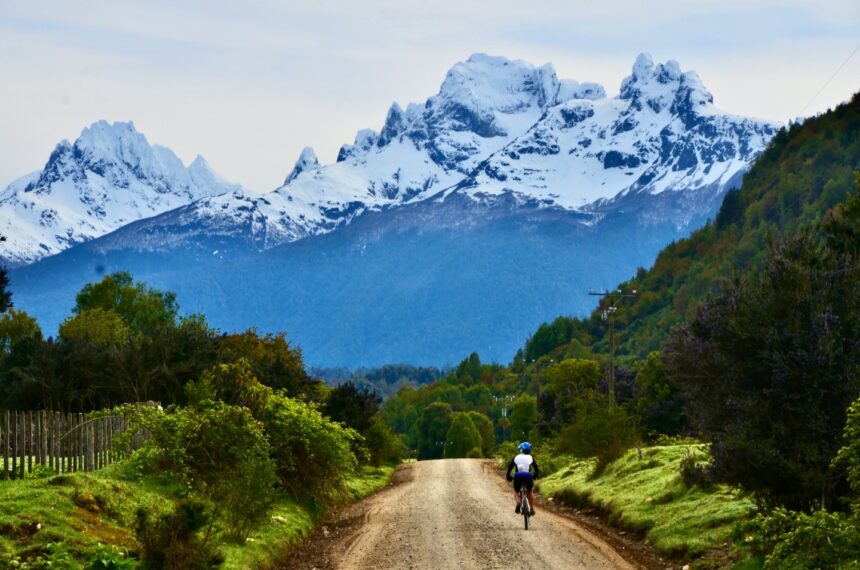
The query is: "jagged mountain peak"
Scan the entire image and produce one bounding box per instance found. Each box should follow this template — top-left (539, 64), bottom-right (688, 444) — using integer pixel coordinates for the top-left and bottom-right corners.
top-left (285, 146), bottom-right (321, 184)
top-left (0, 120), bottom-right (241, 266)
top-left (619, 52), bottom-right (713, 115)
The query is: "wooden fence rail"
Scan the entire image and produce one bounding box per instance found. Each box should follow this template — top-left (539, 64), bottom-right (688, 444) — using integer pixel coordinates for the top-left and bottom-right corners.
top-left (0, 410), bottom-right (146, 480)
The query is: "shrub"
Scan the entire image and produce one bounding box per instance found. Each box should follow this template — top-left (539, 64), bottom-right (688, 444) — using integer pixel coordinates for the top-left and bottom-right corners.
top-left (119, 400), bottom-right (277, 540)
top-left (736, 508), bottom-right (860, 570)
top-left (679, 450), bottom-right (713, 490)
top-left (556, 394), bottom-right (639, 470)
top-left (262, 392), bottom-right (360, 500)
top-left (135, 500), bottom-right (224, 570)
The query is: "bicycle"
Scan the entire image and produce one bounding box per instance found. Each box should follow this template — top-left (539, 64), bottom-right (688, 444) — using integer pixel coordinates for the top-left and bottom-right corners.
top-left (519, 486), bottom-right (531, 530)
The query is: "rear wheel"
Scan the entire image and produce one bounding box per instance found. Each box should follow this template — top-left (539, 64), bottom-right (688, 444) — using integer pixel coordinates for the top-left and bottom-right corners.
top-left (522, 497), bottom-right (530, 530)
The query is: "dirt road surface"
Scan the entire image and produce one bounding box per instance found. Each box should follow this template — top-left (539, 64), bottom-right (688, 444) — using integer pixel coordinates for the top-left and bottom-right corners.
top-left (276, 458), bottom-right (641, 570)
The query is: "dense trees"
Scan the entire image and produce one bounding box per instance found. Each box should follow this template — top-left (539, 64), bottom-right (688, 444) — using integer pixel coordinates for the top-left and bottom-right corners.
top-left (0, 273), bottom-right (319, 411)
top-left (665, 226), bottom-right (860, 508)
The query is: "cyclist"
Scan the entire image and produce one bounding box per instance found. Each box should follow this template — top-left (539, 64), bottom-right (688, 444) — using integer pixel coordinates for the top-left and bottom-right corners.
top-left (506, 441), bottom-right (539, 515)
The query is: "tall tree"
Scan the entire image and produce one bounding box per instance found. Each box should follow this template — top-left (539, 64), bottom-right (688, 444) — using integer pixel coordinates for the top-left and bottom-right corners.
top-left (73, 271), bottom-right (178, 334)
top-left (324, 381), bottom-right (381, 434)
top-left (509, 394), bottom-right (538, 442)
top-left (417, 402), bottom-right (453, 460)
top-left (445, 413), bottom-right (482, 458)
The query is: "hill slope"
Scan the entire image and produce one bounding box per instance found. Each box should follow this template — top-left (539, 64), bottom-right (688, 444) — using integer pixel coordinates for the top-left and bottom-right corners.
top-left (524, 92), bottom-right (860, 363)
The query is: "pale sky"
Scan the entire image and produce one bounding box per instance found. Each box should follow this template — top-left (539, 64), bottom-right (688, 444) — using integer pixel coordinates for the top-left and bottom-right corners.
top-left (1, 0), bottom-right (858, 193)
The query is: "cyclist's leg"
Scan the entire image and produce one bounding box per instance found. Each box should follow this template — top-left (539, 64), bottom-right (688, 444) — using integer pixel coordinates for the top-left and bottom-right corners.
top-left (526, 478), bottom-right (536, 513)
top-left (513, 478), bottom-right (523, 512)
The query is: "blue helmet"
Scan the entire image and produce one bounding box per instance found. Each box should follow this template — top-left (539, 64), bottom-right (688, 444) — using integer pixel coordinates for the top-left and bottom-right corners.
top-left (518, 441), bottom-right (532, 453)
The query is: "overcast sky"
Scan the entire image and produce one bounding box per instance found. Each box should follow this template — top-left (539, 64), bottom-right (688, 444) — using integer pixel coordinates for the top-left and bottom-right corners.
top-left (1, 0), bottom-right (858, 193)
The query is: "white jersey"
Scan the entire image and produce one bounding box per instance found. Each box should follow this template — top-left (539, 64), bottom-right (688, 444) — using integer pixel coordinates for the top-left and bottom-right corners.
top-left (513, 453), bottom-right (533, 474)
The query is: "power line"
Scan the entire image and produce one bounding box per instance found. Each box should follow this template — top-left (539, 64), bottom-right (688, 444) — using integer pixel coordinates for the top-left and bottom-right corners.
top-left (798, 41), bottom-right (860, 118)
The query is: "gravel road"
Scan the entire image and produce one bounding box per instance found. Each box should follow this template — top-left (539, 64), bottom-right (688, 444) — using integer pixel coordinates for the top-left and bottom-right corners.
top-left (278, 458), bottom-right (637, 570)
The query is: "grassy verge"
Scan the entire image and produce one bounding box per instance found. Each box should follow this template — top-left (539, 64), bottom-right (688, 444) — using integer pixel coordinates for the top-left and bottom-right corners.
top-left (0, 463), bottom-right (395, 569)
top-left (0, 463), bottom-right (174, 567)
top-left (222, 464), bottom-right (395, 569)
top-left (538, 444), bottom-right (754, 560)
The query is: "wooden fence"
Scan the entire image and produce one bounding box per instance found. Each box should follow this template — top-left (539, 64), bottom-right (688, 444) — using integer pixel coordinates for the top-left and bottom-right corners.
top-left (0, 410), bottom-right (144, 480)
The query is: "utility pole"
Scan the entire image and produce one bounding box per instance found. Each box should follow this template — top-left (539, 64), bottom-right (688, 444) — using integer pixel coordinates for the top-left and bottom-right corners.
top-left (588, 288), bottom-right (638, 407)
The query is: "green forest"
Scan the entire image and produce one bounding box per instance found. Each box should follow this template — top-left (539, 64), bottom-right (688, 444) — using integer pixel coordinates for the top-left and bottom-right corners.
top-left (1, 93), bottom-right (859, 568)
top-left (379, 93), bottom-right (860, 568)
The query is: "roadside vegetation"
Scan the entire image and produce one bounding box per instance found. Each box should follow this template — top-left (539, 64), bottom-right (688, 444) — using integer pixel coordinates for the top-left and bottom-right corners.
top-left (381, 95), bottom-right (860, 569)
top-left (0, 271), bottom-right (403, 567)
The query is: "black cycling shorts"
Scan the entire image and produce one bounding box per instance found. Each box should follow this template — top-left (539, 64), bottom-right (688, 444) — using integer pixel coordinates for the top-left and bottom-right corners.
top-left (513, 476), bottom-right (534, 492)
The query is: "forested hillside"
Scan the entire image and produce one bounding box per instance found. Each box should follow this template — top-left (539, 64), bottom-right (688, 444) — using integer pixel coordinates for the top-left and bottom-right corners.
top-left (381, 92), bottom-right (860, 567)
top-left (522, 92), bottom-right (860, 364)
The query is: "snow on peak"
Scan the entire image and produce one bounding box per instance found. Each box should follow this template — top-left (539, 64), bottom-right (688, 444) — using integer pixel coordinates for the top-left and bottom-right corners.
top-left (0, 120), bottom-right (241, 265)
top-left (337, 129), bottom-right (379, 162)
top-left (285, 146), bottom-right (321, 184)
top-left (434, 53), bottom-right (600, 116)
top-left (620, 53), bottom-right (714, 115)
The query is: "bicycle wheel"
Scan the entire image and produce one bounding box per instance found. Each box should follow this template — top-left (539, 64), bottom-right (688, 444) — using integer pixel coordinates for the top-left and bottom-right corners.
top-left (523, 497), bottom-right (530, 530)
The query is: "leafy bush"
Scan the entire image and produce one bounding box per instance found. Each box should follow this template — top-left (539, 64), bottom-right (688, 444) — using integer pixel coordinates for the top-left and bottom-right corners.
top-left (679, 449), bottom-right (713, 490)
top-left (556, 394), bottom-right (639, 470)
top-left (119, 399), bottom-right (277, 540)
top-left (262, 392), bottom-right (360, 501)
top-left (736, 508), bottom-right (860, 570)
top-left (135, 499), bottom-right (224, 570)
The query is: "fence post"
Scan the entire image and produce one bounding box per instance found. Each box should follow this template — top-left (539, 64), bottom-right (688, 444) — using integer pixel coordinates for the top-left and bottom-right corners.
top-left (86, 414), bottom-right (91, 472)
top-left (24, 412), bottom-right (30, 476)
top-left (52, 411), bottom-right (58, 472)
top-left (2, 410), bottom-right (8, 480)
top-left (36, 411), bottom-right (41, 468)
top-left (75, 413), bottom-right (81, 473)
top-left (12, 410), bottom-right (18, 478)
top-left (94, 418), bottom-right (99, 471)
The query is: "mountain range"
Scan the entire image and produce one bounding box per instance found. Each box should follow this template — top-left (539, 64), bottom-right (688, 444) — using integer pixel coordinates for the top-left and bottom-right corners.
top-left (4, 53), bottom-right (780, 367)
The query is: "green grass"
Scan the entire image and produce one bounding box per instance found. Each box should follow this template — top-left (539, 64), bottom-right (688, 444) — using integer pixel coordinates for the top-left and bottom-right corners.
top-left (343, 465), bottom-right (395, 501)
top-left (0, 462), bottom-right (175, 566)
top-left (0, 462), bottom-right (396, 568)
top-left (538, 444), bottom-right (755, 559)
top-left (221, 464), bottom-right (394, 569)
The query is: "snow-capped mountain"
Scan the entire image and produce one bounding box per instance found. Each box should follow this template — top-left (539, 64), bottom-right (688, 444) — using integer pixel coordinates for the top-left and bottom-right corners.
top-left (139, 53), bottom-right (776, 252)
top-left (0, 121), bottom-right (240, 266)
top-left (459, 54), bottom-right (777, 223)
top-left (7, 53), bottom-right (784, 366)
